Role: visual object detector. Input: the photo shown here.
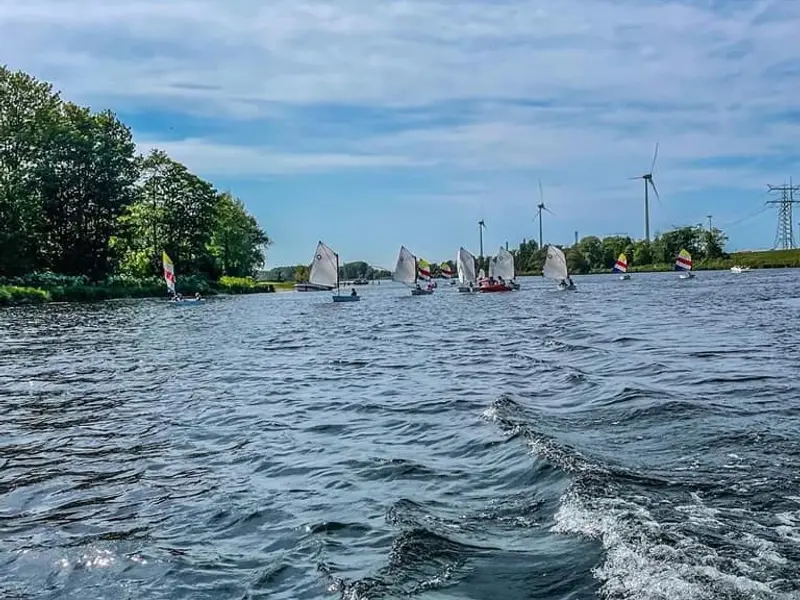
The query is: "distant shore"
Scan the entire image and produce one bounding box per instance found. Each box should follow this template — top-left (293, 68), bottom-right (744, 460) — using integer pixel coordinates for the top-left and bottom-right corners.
top-left (0, 275), bottom-right (291, 307)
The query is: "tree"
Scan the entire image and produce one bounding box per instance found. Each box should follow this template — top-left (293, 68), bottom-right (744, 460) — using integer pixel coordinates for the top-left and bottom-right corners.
top-left (0, 66), bottom-right (270, 283)
top-left (210, 192), bottom-right (270, 277)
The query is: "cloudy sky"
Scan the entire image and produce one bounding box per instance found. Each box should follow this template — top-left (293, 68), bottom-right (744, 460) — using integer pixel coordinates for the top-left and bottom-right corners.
top-left (2, 0), bottom-right (799, 268)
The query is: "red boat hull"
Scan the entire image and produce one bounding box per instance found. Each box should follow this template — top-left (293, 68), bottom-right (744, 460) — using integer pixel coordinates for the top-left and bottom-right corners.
top-left (478, 283), bottom-right (512, 293)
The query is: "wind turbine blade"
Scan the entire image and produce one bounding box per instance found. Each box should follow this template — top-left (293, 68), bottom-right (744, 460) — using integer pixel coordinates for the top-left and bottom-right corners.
top-left (649, 178), bottom-right (660, 199)
top-left (538, 179), bottom-right (544, 203)
top-left (544, 206), bottom-right (556, 216)
top-left (628, 176), bottom-right (643, 180)
top-left (650, 142), bottom-right (659, 174)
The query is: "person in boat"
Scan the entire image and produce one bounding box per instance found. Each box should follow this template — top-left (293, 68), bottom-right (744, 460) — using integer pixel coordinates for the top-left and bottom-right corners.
top-left (350, 287), bottom-right (357, 297)
top-left (195, 292), bottom-right (202, 300)
top-left (415, 283), bottom-right (421, 290)
top-left (426, 281), bottom-right (434, 291)
top-left (567, 277), bottom-right (576, 290)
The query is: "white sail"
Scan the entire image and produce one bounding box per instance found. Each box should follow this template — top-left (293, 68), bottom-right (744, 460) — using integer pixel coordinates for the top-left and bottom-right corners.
top-left (309, 241), bottom-right (338, 289)
top-left (494, 247), bottom-right (515, 280)
top-left (393, 246), bottom-right (417, 285)
top-left (456, 247), bottom-right (476, 284)
top-left (543, 245), bottom-right (568, 281)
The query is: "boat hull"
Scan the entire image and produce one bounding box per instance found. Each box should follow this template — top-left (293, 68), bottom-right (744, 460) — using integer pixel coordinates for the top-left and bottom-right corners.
top-left (620, 274), bottom-right (631, 280)
top-left (457, 286), bottom-right (476, 293)
top-left (169, 298), bottom-right (204, 305)
top-left (295, 282), bottom-right (334, 292)
top-left (478, 283), bottom-right (512, 293)
top-left (679, 272), bottom-right (694, 279)
top-left (333, 294), bottom-right (360, 302)
top-left (411, 289), bottom-right (434, 295)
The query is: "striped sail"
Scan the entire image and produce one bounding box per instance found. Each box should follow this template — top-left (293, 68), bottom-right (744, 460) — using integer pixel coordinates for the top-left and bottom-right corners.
top-left (675, 249), bottom-right (692, 271)
top-left (418, 258), bottom-right (431, 280)
top-left (613, 253), bottom-right (628, 273)
top-left (162, 251), bottom-right (176, 293)
top-left (440, 262), bottom-right (453, 278)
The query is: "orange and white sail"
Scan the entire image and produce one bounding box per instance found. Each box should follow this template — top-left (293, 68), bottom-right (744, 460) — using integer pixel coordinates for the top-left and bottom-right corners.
top-left (162, 251), bottom-right (176, 293)
top-left (613, 253), bottom-right (628, 274)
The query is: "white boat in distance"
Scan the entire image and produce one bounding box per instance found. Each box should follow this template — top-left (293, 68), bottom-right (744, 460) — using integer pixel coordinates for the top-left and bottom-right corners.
top-left (543, 245), bottom-right (575, 290)
top-left (456, 247), bottom-right (477, 292)
top-left (308, 241), bottom-right (360, 302)
top-left (730, 265), bottom-right (751, 273)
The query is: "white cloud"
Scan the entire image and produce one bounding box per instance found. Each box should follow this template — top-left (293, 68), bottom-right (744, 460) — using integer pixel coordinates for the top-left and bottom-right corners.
top-left (135, 138), bottom-right (426, 175)
top-left (2, 0), bottom-right (800, 249)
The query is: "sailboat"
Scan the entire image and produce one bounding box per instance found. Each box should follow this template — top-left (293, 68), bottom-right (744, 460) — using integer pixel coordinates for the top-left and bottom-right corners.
top-left (675, 248), bottom-right (695, 279)
top-left (456, 247), bottom-right (477, 293)
top-left (543, 245), bottom-right (575, 290)
top-left (440, 262), bottom-right (456, 285)
top-left (481, 248), bottom-right (513, 292)
top-left (614, 253), bottom-right (631, 280)
top-left (164, 251), bottom-right (203, 304)
top-left (393, 246), bottom-right (434, 295)
top-left (309, 241), bottom-right (360, 302)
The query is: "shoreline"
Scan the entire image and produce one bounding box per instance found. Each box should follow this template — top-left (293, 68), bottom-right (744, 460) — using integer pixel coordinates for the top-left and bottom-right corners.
top-left (0, 277), bottom-right (295, 307)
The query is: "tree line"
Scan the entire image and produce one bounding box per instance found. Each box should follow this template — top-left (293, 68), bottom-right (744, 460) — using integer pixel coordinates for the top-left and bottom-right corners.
top-left (511, 225), bottom-right (727, 275)
top-left (0, 66), bottom-right (269, 282)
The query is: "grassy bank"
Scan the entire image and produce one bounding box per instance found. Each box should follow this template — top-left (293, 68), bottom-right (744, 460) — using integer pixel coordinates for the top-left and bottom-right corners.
top-left (0, 273), bottom-right (280, 306)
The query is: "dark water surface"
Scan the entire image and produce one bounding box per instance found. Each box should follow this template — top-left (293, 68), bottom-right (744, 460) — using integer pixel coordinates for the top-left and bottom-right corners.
top-left (2, 271), bottom-right (800, 600)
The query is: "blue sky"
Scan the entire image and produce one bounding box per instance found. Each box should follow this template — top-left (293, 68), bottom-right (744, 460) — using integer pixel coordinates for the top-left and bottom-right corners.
top-left (2, 0), bottom-right (800, 268)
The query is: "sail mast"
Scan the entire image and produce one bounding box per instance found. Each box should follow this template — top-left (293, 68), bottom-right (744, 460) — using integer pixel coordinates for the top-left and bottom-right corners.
top-left (336, 252), bottom-right (340, 295)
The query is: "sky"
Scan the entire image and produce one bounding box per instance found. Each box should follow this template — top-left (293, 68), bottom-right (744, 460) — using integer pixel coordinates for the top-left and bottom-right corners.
top-left (2, 0), bottom-right (800, 269)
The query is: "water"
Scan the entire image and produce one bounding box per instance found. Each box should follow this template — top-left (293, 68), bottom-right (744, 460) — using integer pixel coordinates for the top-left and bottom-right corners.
top-left (2, 270), bottom-right (800, 600)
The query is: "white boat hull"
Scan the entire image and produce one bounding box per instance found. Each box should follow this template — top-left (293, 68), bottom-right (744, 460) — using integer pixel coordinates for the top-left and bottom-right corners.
top-left (620, 274), bottom-right (630, 280)
top-left (679, 272), bottom-right (694, 279)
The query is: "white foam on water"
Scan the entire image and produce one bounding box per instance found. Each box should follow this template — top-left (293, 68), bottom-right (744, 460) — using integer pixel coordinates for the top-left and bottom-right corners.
top-left (551, 488), bottom-right (797, 600)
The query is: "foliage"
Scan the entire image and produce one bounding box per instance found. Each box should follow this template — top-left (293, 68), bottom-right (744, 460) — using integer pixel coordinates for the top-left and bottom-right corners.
top-left (263, 261), bottom-right (391, 283)
top-left (0, 66), bottom-right (269, 283)
top-left (0, 285), bottom-right (50, 305)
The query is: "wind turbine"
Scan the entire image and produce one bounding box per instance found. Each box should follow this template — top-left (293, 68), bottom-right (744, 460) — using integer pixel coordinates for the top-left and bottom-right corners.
top-left (629, 143), bottom-right (660, 242)
top-left (535, 179), bottom-right (554, 249)
top-left (478, 219), bottom-right (486, 257)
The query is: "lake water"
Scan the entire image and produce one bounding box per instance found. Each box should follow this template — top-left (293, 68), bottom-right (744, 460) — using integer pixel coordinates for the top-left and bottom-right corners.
top-left (2, 270), bottom-right (800, 600)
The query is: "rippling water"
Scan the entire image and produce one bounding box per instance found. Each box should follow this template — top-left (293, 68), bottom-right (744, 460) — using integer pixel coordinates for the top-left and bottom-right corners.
top-left (2, 270), bottom-right (800, 600)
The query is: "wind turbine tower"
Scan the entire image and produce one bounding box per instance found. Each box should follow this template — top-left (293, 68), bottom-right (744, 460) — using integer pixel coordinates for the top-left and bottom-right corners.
top-left (629, 143), bottom-right (660, 242)
top-left (535, 179), bottom-right (554, 249)
top-left (478, 219), bottom-right (486, 257)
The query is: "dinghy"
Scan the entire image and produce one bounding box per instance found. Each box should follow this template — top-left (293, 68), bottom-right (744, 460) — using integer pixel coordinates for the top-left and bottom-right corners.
top-left (164, 251), bottom-right (205, 305)
top-left (393, 246), bottom-right (434, 295)
top-left (309, 241), bottom-right (361, 302)
top-left (481, 247), bottom-right (517, 292)
top-left (730, 265), bottom-right (750, 274)
top-left (614, 253), bottom-right (631, 280)
top-left (456, 247), bottom-right (478, 293)
top-left (675, 248), bottom-right (695, 279)
top-left (543, 245), bottom-right (575, 290)
top-left (440, 261), bottom-right (455, 284)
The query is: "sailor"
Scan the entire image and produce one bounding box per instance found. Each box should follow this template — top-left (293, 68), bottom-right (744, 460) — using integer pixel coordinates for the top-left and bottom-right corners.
top-left (350, 287), bottom-right (357, 296)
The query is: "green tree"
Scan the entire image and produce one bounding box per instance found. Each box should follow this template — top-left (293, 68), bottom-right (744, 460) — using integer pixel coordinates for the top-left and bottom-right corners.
top-left (0, 67), bottom-right (62, 276)
top-left (210, 192), bottom-right (270, 277)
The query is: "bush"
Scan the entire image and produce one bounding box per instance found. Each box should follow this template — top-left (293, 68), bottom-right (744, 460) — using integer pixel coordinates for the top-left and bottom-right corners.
top-left (215, 276), bottom-right (275, 294)
top-left (0, 285), bottom-right (51, 305)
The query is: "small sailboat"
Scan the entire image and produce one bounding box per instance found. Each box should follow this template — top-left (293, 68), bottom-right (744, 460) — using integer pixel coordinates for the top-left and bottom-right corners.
top-left (309, 241), bottom-right (360, 302)
top-left (440, 262), bottom-right (456, 284)
top-left (730, 265), bottom-right (750, 274)
top-left (164, 251), bottom-right (203, 304)
top-left (393, 246), bottom-right (434, 295)
top-left (614, 253), bottom-right (631, 280)
top-left (456, 247), bottom-right (477, 293)
top-left (543, 245), bottom-right (575, 290)
top-left (676, 248), bottom-right (695, 279)
top-left (481, 247), bottom-right (515, 292)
